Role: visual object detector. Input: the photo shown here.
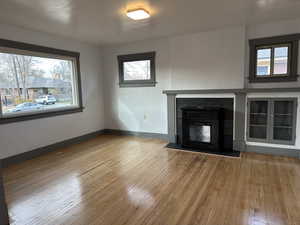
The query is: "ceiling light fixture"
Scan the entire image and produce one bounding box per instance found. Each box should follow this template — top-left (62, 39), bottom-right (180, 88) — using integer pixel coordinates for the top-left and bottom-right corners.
top-left (126, 8), bottom-right (150, 20)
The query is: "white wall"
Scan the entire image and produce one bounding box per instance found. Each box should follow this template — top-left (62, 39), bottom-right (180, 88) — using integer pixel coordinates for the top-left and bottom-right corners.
top-left (3, 18), bottom-right (300, 159)
top-left (103, 38), bottom-right (171, 134)
top-left (103, 26), bottom-right (246, 135)
top-left (0, 23), bottom-right (105, 159)
top-left (170, 27), bottom-right (245, 90)
top-left (103, 19), bottom-right (300, 150)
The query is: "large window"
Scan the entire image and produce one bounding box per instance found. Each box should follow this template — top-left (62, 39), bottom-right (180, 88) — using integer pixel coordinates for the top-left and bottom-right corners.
top-left (118, 52), bottom-right (156, 87)
top-left (249, 34), bottom-right (299, 83)
top-left (247, 98), bottom-right (297, 145)
top-left (0, 39), bottom-right (83, 124)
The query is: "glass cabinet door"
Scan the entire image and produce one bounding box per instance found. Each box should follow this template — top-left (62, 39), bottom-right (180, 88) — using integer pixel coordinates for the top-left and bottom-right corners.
top-left (248, 98), bottom-right (296, 144)
top-left (273, 100), bottom-right (294, 141)
top-left (249, 100), bottom-right (268, 139)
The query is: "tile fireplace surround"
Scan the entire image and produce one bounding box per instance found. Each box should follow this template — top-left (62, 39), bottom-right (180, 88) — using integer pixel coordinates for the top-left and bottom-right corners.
top-left (163, 87), bottom-right (300, 158)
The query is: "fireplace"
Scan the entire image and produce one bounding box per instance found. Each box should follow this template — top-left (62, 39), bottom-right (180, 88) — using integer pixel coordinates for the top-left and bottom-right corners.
top-left (166, 98), bottom-right (239, 157)
top-left (181, 107), bottom-right (224, 152)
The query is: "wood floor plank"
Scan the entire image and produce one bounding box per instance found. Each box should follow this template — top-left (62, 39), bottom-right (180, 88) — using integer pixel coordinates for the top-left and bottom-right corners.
top-left (3, 135), bottom-right (300, 225)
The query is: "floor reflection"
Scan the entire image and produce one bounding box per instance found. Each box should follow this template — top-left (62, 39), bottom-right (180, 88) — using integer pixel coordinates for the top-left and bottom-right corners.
top-left (9, 174), bottom-right (83, 223)
top-left (127, 186), bottom-right (155, 209)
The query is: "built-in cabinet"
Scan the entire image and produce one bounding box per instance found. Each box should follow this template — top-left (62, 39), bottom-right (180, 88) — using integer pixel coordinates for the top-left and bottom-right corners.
top-left (247, 98), bottom-right (297, 145)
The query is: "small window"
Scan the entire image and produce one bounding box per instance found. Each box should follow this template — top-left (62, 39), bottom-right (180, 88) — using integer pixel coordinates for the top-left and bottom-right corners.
top-left (247, 98), bottom-right (297, 145)
top-left (0, 39), bottom-right (83, 124)
top-left (256, 45), bottom-right (289, 77)
top-left (249, 34), bottom-right (299, 83)
top-left (118, 52), bottom-right (156, 87)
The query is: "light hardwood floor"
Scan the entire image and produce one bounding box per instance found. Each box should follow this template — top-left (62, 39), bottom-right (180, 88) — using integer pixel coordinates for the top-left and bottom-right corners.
top-left (3, 135), bottom-right (300, 225)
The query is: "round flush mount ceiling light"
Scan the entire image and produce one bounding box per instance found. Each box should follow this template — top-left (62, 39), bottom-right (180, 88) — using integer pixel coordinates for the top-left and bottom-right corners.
top-left (126, 8), bottom-right (150, 20)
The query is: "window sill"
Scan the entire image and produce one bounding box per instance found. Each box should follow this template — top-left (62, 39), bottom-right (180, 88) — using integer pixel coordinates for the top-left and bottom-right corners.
top-left (119, 81), bottom-right (157, 88)
top-left (249, 75), bottom-right (299, 83)
top-left (0, 107), bottom-right (84, 124)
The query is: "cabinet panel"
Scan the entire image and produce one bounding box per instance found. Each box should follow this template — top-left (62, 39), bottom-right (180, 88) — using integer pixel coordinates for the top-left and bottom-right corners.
top-left (273, 115), bottom-right (293, 127)
top-left (273, 127), bottom-right (293, 141)
top-left (274, 100), bottom-right (293, 114)
top-left (273, 100), bottom-right (295, 142)
top-left (250, 101), bottom-right (268, 114)
top-left (248, 100), bottom-right (268, 140)
top-left (250, 114), bottom-right (268, 125)
top-left (247, 98), bottom-right (297, 145)
top-left (249, 125), bottom-right (267, 139)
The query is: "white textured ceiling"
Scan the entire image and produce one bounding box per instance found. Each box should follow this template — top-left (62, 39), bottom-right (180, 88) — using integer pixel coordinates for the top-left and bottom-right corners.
top-left (0, 0), bottom-right (300, 45)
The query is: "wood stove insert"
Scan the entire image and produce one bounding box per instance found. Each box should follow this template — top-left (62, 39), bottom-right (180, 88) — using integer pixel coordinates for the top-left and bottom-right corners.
top-left (181, 107), bottom-right (224, 152)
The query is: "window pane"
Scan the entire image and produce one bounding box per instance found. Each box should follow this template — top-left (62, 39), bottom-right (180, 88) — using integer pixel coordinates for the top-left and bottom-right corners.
top-left (256, 48), bottom-right (271, 76)
top-left (0, 52), bottom-right (77, 116)
top-left (124, 60), bottom-right (150, 80)
top-left (273, 47), bottom-right (288, 75)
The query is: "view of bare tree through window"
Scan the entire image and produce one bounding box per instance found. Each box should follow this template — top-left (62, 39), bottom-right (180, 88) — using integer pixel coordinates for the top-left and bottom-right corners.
top-left (124, 60), bottom-right (151, 80)
top-left (0, 52), bottom-right (78, 115)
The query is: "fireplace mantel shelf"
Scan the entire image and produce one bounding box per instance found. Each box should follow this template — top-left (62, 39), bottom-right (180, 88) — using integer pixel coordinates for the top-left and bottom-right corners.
top-left (163, 87), bottom-right (300, 95)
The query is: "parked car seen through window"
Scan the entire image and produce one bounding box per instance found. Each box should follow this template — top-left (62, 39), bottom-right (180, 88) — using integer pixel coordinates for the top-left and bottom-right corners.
top-left (0, 51), bottom-right (80, 116)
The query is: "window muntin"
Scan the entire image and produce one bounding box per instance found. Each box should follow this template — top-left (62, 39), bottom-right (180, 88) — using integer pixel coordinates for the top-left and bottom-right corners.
top-left (255, 45), bottom-right (290, 77)
top-left (118, 52), bottom-right (156, 87)
top-left (0, 40), bottom-right (82, 123)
